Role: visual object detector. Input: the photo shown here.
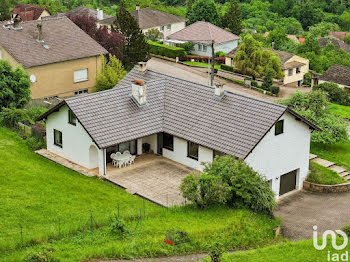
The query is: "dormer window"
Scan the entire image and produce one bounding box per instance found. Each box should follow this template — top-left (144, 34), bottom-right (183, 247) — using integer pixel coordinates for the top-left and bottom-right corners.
top-left (68, 109), bottom-right (77, 126)
top-left (275, 120), bottom-right (284, 136)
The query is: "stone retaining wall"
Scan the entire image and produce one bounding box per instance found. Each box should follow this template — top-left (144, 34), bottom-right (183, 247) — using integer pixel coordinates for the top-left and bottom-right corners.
top-left (303, 180), bottom-right (350, 193)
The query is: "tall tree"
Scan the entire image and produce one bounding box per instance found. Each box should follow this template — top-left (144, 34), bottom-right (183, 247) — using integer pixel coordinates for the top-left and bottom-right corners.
top-left (222, 0), bottom-right (242, 35)
top-left (234, 34), bottom-right (283, 79)
top-left (113, 1), bottom-right (150, 69)
top-left (188, 0), bottom-right (219, 25)
top-left (0, 0), bottom-right (11, 21)
top-left (291, 2), bottom-right (323, 30)
top-left (266, 27), bottom-right (288, 50)
top-left (186, 0), bottom-right (195, 18)
top-left (0, 60), bottom-right (31, 109)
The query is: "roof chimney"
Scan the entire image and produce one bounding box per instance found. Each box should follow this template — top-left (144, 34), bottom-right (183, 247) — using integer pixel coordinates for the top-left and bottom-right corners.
top-left (37, 23), bottom-right (44, 42)
top-left (214, 82), bottom-right (225, 98)
top-left (132, 79), bottom-right (147, 106)
top-left (138, 61), bottom-right (147, 74)
top-left (136, 4), bottom-right (140, 10)
top-left (97, 9), bottom-right (104, 20)
top-left (12, 15), bottom-right (22, 30)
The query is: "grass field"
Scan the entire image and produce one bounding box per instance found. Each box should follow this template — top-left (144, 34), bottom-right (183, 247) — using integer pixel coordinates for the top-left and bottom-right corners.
top-left (203, 238), bottom-right (350, 262)
top-left (328, 103), bottom-right (350, 119)
top-left (311, 142), bottom-right (350, 171)
top-left (0, 128), bottom-right (280, 261)
top-left (307, 161), bottom-right (345, 185)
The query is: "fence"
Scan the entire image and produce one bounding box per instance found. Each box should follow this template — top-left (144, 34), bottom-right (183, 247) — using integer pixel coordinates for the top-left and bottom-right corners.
top-left (17, 120), bottom-right (46, 140)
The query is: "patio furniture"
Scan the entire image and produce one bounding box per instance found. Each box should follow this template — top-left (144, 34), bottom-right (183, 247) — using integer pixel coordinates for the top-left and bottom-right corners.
top-left (111, 151), bottom-right (135, 168)
top-left (110, 153), bottom-right (116, 167)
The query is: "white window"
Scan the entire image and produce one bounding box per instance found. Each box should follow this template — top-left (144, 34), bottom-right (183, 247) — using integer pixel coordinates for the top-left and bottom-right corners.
top-left (160, 26), bottom-right (164, 31)
top-left (288, 69), bottom-right (293, 76)
top-left (198, 44), bottom-right (202, 51)
top-left (74, 89), bottom-right (88, 96)
top-left (166, 24), bottom-right (171, 30)
top-left (74, 69), bottom-right (88, 83)
top-left (203, 45), bottom-right (207, 52)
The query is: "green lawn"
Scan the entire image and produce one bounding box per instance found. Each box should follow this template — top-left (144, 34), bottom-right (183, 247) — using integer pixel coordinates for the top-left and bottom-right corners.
top-left (311, 142), bottom-right (350, 171)
top-left (0, 128), bottom-right (280, 261)
top-left (183, 61), bottom-right (221, 69)
top-left (307, 161), bottom-right (345, 185)
top-left (328, 103), bottom-right (350, 119)
top-left (203, 238), bottom-right (350, 262)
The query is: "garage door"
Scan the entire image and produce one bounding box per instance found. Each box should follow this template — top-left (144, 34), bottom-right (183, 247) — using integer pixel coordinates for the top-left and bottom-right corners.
top-left (279, 170), bottom-right (297, 196)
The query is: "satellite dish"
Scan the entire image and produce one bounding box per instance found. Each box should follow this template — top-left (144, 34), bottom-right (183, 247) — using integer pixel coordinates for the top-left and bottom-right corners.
top-left (30, 75), bottom-right (36, 83)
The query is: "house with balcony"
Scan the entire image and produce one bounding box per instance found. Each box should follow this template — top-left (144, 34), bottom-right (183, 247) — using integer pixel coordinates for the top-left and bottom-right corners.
top-left (0, 16), bottom-right (108, 99)
top-left (225, 48), bottom-right (309, 87)
top-left (37, 62), bottom-right (320, 198)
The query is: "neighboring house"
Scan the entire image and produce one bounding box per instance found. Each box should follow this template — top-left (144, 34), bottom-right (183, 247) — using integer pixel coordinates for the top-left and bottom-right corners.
top-left (46, 6), bottom-right (111, 22)
top-left (328, 31), bottom-right (350, 41)
top-left (37, 63), bottom-right (320, 198)
top-left (11, 3), bottom-right (50, 21)
top-left (164, 21), bottom-right (240, 56)
top-left (225, 48), bottom-right (309, 86)
top-left (99, 5), bottom-right (187, 39)
top-left (314, 64), bottom-right (350, 93)
top-left (318, 37), bottom-right (350, 53)
top-left (0, 17), bottom-right (108, 99)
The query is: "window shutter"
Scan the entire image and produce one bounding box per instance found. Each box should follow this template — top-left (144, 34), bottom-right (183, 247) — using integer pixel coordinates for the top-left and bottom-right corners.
top-left (74, 69), bottom-right (88, 82)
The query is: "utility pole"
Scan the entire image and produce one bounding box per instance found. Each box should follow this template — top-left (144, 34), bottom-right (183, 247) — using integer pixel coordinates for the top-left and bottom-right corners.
top-left (210, 40), bottom-right (215, 86)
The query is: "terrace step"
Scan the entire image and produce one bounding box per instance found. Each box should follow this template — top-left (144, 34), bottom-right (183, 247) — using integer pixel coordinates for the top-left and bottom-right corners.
top-left (309, 154), bottom-right (318, 160)
top-left (340, 171), bottom-right (350, 178)
top-left (329, 165), bottom-right (346, 174)
top-left (343, 174), bottom-right (350, 181)
top-left (312, 158), bottom-right (335, 168)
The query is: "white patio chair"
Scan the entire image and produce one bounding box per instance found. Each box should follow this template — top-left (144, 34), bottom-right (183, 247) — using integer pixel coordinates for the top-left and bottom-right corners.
top-left (110, 153), bottom-right (116, 167)
top-left (129, 155), bottom-right (136, 165)
top-left (124, 150), bottom-right (131, 156)
top-left (115, 152), bottom-right (122, 157)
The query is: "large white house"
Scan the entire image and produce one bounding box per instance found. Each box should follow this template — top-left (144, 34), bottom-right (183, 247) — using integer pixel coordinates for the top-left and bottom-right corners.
top-left (164, 21), bottom-right (240, 56)
top-left (38, 63), bottom-right (319, 198)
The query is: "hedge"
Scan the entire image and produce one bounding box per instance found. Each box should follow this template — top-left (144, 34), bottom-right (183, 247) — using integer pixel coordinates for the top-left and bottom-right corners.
top-left (148, 41), bottom-right (186, 58)
top-left (179, 55), bottom-right (225, 64)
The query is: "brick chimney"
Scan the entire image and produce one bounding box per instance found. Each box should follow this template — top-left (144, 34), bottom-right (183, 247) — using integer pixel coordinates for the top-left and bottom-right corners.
top-left (12, 15), bottom-right (22, 30)
top-left (132, 79), bottom-right (147, 106)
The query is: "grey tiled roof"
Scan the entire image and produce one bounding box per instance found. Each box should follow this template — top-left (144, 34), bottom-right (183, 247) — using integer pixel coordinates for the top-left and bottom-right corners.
top-left (319, 64), bottom-right (350, 86)
top-left (47, 6), bottom-right (112, 20)
top-left (0, 17), bottom-right (108, 68)
top-left (39, 67), bottom-right (319, 159)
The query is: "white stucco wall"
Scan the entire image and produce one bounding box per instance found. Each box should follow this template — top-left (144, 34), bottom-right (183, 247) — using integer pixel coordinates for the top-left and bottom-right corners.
top-left (143, 21), bottom-right (186, 39)
top-left (46, 105), bottom-right (105, 174)
top-left (245, 112), bottom-right (311, 197)
top-left (162, 136), bottom-right (213, 171)
top-left (283, 55), bottom-right (309, 85)
top-left (137, 134), bottom-right (157, 154)
top-left (190, 40), bottom-right (239, 57)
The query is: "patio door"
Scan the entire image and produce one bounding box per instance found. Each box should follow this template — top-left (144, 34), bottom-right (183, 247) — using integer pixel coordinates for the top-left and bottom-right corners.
top-left (157, 133), bottom-right (163, 155)
top-left (118, 140), bottom-right (137, 155)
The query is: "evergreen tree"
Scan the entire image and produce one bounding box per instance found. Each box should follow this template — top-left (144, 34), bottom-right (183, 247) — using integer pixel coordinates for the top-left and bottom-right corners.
top-left (262, 67), bottom-right (274, 91)
top-left (188, 0), bottom-right (219, 25)
top-left (96, 54), bottom-right (127, 92)
top-left (0, 0), bottom-right (11, 21)
top-left (222, 0), bottom-right (242, 35)
top-left (113, 1), bottom-right (150, 69)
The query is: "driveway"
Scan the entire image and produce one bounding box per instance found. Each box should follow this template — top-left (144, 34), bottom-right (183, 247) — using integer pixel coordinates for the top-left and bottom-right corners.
top-left (147, 57), bottom-right (311, 101)
top-left (105, 154), bottom-right (194, 207)
top-left (274, 190), bottom-right (350, 240)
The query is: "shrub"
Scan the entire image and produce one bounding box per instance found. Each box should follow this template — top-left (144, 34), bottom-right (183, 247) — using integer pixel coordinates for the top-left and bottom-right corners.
top-left (145, 28), bottom-right (163, 41)
top-left (203, 156), bottom-right (276, 216)
top-left (214, 57), bottom-right (225, 64)
top-left (313, 82), bottom-right (350, 106)
top-left (148, 41), bottom-right (186, 58)
top-left (24, 247), bottom-right (59, 262)
top-left (341, 222), bottom-right (350, 237)
top-left (0, 107), bottom-right (27, 128)
top-left (207, 234), bottom-right (226, 262)
top-left (251, 80), bottom-right (259, 87)
top-left (27, 106), bottom-right (48, 123)
top-left (220, 64), bottom-right (234, 72)
top-left (215, 51), bottom-right (226, 57)
top-left (178, 42), bottom-right (195, 53)
top-left (303, 72), bottom-right (312, 86)
top-left (26, 136), bottom-right (46, 151)
top-left (110, 215), bottom-right (128, 236)
top-left (270, 85), bottom-right (280, 95)
top-left (180, 172), bottom-right (230, 209)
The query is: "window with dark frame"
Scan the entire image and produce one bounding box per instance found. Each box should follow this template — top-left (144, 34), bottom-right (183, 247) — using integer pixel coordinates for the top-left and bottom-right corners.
top-left (68, 109), bottom-right (77, 125)
top-left (296, 67), bottom-right (301, 74)
top-left (54, 129), bottom-right (62, 147)
top-left (187, 141), bottom-right (199, 160)
top-left (288, 69), bottom-right (293, 76)
top-left (275, 120), bottom-right (284, 136)
top-left (163, 133), bottom-right (174, 151)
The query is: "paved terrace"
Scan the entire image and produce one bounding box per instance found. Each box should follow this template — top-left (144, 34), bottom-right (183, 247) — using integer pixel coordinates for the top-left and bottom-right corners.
top-left (104, 154), bottom-right (195, 207)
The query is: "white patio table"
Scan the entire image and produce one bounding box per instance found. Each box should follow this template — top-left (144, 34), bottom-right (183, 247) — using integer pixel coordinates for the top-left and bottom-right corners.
top-left (112, 153), bottom-right (134, 168)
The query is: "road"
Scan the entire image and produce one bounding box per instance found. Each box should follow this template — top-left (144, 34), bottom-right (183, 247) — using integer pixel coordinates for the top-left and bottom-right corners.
top-left (147, 57), bottom-right (311, 102)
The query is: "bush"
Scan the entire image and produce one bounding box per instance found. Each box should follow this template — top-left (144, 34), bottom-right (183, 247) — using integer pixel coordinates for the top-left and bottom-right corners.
top-left (207, 234), bottom-right (226, 262)
top-left (313, 82), bottom-right (350, 106)
top-left (178, 42), bottom-right (195, 53)
top-left (26, 136), bottom-right (46, 151)
top-left (214, 57), bottom-right (225, 64)
top-left (145, 28), bottom-right (163, 41)
top-left (110, 215), bottom-right (128, 237)
top-left (215, 51), bottom-right (226, 57)
top-left (303, 72), bottom-right (312, 86)
top-left (269, 85), bottom-right (280, 95)
top-left (180, 172), bottom-right (230, 209)
top-left (0, 107), bottom-right (27, 128)
top-left (341, 222), bottom-right (350, 237)
top-left (251, 80), bottom-right (259, 87)
top-left (220, 64), bottom-right (234, 72)
top-left (148, 41), bottom-right (186, 58)
top-left (27, 106), bottom-right (48, 123)
top-left (24, 247), bottom-right (59, 262)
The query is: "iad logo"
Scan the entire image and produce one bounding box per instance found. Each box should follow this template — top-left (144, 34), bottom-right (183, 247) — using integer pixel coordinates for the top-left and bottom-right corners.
top-left (313, 225), bottom-right (349, 262)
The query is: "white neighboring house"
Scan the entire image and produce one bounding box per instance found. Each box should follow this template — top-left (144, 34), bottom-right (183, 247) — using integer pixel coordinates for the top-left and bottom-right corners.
top-left (99, 6), bottom-right (187, 39)
top-left (314, 64), bottom-right (350, 93)
top-left (164, 21), bottom-right (240, 56)
top-left (38, 63), bottom-right (320, 198)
